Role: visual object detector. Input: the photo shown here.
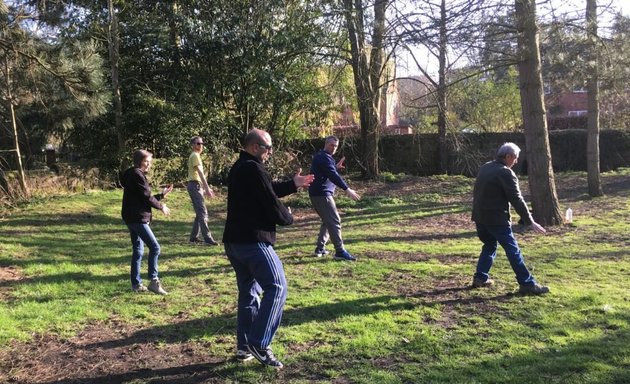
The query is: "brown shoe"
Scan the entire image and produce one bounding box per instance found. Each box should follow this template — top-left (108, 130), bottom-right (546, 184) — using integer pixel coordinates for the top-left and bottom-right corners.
top-left (472, 277), bottom-right (494, 288)
top-left (519, 283), bottom-right (549, 295)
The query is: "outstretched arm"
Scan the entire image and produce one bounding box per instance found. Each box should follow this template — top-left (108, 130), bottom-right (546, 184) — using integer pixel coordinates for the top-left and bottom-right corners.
top-left (293, 168), bottom-right (314, 189)
top-left (336, 156), bottom-right (346, 170)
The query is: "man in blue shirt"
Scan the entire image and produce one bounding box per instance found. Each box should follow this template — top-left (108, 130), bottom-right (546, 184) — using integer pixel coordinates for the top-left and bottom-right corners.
top-left (308, 136), bottom-right (360, 261)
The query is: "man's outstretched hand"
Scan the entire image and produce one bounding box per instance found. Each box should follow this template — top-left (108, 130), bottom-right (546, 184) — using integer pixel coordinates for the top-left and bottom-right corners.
top-left (345, 188), bottom-right (360, 201)
top-left (531, 221), bottom-right (546, 234)
top-left (293, 168), bottom-right (315, 189)
top-left (336, 156), bottom-right (346, 170)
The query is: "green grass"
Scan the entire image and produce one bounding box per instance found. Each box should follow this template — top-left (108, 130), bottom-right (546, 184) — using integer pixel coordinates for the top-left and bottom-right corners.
top-left (1, 171), bottom-right (629, 383)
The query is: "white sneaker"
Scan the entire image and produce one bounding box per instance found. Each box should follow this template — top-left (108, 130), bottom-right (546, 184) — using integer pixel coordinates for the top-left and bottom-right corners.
top-left (236, 349), bottom-right (254, 362)
top-left (314, 248), bottom-right (329, 258)
top-left (148, 278), bottom-right (168, 295)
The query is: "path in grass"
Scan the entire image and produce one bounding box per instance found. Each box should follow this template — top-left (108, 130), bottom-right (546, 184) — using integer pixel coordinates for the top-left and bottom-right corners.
top-left (1, 170), bottom-right (629, 383)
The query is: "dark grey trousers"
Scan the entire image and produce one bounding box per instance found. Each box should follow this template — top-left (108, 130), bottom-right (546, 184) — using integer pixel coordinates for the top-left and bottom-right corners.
top-left (187, 181), bottom-right (214, 241)
top-left (310, 195), bottom-right (344, 252)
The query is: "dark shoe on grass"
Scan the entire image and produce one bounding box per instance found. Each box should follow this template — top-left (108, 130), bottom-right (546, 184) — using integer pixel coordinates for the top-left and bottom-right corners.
top-left (203, 239), bottom-right (219, 246)
top-left (472, 277), bottom-right (494, 288)
top-left (247, 345), bottom-right (284, 369)
top-left (236, 349), bottom-right (254, 363)
top-left (334, 250), bottom-right (357, 262)
top-left (519, 283), bottom-right (550, 295)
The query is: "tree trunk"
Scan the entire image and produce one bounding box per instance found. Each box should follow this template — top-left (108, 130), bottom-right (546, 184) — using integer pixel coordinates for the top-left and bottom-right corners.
top-left (108, 0), bottom-right (125, 157)
top-left (343, 0), bottom-right (385, 178)
top-left (4, 55), bottom-right (29, 198)
top-left (437, 0), bottom-right (448, 174)
top-left (586, 0), bottom-right (603, 197)
top-left (514, 0), bottom-right (562, 225)
top-left (168, 1), bottom-right (182, 75)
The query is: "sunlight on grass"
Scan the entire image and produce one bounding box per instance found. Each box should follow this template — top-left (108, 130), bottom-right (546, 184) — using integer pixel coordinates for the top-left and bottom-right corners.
top-left (0, 171), bottom-right (629, 382)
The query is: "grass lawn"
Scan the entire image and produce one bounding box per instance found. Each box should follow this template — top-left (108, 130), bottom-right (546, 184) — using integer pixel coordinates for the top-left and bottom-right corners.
top-left (0, 170), bottom-right (629, 383)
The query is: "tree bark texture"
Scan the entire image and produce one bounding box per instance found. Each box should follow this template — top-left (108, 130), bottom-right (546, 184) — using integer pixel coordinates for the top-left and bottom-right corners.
top-left (514, 0), bottom-right (562, 225)
top-left (437, 0), bottom-right (448, 174)
top-left (343, 0), bottom-right (385, 178)
top-left (108, 0), bottom-right (125, 157)
top-left (4, 55), bottom-right (29, 198)
top-left (586, 0), bottom-right (603, 197)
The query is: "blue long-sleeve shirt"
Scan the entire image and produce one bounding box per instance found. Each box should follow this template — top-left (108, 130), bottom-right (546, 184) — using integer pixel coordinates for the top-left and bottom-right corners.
top-left (308, 150), bottom-right (349, 197)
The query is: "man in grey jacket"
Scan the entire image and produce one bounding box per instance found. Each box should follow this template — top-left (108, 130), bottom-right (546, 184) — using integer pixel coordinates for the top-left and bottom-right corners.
top-left (471, 142), bottom-right (549, 295)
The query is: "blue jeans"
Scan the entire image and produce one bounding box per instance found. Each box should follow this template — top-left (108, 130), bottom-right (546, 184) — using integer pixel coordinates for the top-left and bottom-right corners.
top-left (474, 223), bottom-right (536, 286)
top-left (127, 222), bottom-right (160, 286)
top-left (224, 242), bottom-right (287, 350)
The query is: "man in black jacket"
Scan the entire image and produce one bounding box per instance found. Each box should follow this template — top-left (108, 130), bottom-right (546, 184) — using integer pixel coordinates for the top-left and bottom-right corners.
top-left (471, 142), bottom-right (549, 295)
top-left (223, 129), bottom-right (313, 368)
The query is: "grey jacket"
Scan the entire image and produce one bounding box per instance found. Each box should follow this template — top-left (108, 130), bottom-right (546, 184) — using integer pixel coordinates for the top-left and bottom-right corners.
top-left (471, 160), bottom-right (533, 226)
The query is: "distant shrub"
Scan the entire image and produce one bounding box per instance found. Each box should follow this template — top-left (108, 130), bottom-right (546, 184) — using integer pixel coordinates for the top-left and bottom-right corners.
top-left (150, 157), bottom-right (186, 187)
top-left (379, 172), bottom-right (409, 183)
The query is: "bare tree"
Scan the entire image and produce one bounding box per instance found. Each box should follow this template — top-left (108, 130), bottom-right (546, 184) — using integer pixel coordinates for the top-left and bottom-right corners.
top-left (394, 0), bottom-right (494, 173)
top-left (341, 0), bottom-right (387, 178)
top-left (514, 0), bottom-right (562, 225)
top-left (586, 0), bottom-right (603, 197)
top-left (3, 54), bottom-right (29, 197)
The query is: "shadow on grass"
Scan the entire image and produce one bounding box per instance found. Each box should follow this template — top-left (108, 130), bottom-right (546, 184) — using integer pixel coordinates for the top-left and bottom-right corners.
top-left (288, 202), bottom-right (467, 230)
top-left (399, 311), bottom-right (630, 383)
top-left (82, 285), bottom-right (519, 351)
top-left (0, 265), bottom-right (224, 290)
top-left (342, 231), bottom-right (478, 244)
top-left (38, 361), bottom-right (225, 384)
top-left (281, 311), bottom-right (630, 383)
top-left (3, 213), bottom-right (127, 231)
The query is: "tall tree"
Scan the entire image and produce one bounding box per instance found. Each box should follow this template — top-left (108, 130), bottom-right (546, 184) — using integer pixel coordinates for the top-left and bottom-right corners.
top-left (1, 1), bottom-right (28, 196)
top-left (394, 0), bottom-right (493, 173)
top-left (436, 0), bottom-right (448, 173)
top-left (514, 0), bottom-right (562, 225)
top-left (341, 0), bottom-right (387, 178)
top-left (107, 0), bottom-right (124, 157)
top-left (1, 0), bottom-right (108, 192)
top-left (3, 54), bottom-right (29, 197)
top-left (585, 0), bottom-right (603, 197)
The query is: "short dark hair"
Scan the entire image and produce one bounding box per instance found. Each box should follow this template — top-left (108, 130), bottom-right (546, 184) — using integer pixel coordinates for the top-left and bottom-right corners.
top-left (132, 149), bottom-right (152, 167)
top-left (325, 136), bottom-right (339, 145)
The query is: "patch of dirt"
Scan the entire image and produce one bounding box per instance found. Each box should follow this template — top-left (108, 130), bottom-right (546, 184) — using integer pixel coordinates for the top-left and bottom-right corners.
top-left (0, 266), bottom-right (23, 302)
top-left (0, 319), bottom-right (226, 384)
top-left (0, 266), bottom-right (22, 282)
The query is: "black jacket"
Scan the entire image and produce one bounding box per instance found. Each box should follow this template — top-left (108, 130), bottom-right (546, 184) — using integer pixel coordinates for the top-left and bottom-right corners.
top-left (223, 151), bottom-right (296, 245)
top-left (471, 160), bottom-right (533, 226)
top-left (120, 167), bottom-right (164, 224)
